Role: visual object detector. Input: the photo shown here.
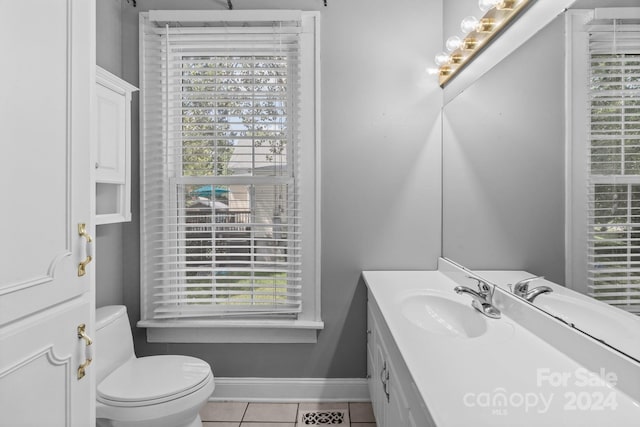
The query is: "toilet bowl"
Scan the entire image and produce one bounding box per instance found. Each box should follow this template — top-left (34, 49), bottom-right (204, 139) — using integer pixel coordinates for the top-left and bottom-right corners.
top-left (95, 306), bottom-right (215, 427)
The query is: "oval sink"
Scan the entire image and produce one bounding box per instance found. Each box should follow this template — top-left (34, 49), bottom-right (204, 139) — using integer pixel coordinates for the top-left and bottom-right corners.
top-left (400, 293), bottom-right (487, 338)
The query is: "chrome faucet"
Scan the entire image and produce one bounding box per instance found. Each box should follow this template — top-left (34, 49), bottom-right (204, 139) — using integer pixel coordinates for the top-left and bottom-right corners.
top-left (454, 276), bottom-right (501, 319)
top-left (511, 276), bottom-right (553, 302)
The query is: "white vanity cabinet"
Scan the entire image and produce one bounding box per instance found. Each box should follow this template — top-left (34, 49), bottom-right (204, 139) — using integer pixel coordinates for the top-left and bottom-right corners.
top-left (94, 66), bottom-right (138, 224)
top-left (367, 297), bottom-right (434, 427)
top-left (363, 268), bottom-right (640, 427)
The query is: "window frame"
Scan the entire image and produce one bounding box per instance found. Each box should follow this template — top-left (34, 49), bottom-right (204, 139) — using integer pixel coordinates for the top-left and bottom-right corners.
top-left (138, 10), bottom-right (322, 343)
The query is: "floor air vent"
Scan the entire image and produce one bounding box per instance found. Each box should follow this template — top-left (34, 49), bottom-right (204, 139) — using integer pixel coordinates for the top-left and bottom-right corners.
top-left (298, 409), bottom-right (349, 425)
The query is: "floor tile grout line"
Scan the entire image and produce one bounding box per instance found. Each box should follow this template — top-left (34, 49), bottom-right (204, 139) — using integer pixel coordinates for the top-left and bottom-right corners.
top-left (293, 402), bottom-right (300, 427)
top-left (240, 401), bottom-right (249, 422)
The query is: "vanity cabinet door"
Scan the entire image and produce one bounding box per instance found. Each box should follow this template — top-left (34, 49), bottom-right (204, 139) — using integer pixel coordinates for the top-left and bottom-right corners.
top-left (368, 300), bottom-right (410, 427)
top-left (385, 356), bottom-right (411, 427)
top-left (367, 297), bottom-right (435, 427)
top-left (367, 305), bottom-right (386, 424)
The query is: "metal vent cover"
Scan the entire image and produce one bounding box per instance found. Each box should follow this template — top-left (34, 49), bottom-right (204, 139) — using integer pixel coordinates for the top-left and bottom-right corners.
top-left (298, 409), bottom-right (349, 425)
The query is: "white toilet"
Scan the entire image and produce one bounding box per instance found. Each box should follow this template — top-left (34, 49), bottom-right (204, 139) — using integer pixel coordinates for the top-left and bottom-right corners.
top-left (95, 305), bottom-right (215, 427)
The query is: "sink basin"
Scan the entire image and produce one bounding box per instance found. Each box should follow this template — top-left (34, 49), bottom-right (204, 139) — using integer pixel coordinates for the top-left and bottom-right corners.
top-left (399, 292), bottom-right (487, 338)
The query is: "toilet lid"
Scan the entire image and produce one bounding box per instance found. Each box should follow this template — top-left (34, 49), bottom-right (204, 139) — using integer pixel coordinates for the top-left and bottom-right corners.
top-left (97, 355), bottom-right (212, 405)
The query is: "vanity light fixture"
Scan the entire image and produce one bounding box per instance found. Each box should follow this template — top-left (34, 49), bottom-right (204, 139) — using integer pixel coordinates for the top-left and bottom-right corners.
top-left (434, 52), bottom-right (452, 66)
top-left (460, 16), bottom-right (481, 34)
top-left (479, 0), bottom-right (518, 12)
top-left (462, 37), bottom-right (479, 50)
top-left (479, 0), bottom-right (500, 12)
top-left (477, 18), bottom-right (496, 33)
top-left (497, 0), bottom-right (518, 10)
top-left (433, 0), bottom-right (533, 87)
top-left (445, 36), bottom-right (463, 52)
top-left (450, 53), bottom-right (465, 65)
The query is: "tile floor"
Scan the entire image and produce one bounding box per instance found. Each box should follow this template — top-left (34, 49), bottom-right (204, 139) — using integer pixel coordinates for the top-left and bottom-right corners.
top-left (200, 401), bottom-right (377, 426)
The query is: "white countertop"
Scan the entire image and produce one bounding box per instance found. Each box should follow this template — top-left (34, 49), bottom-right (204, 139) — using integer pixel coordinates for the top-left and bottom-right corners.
top-left (363, 270), bottom-right (640, 427)
top-left (476, 270), bottom-right (640, 360)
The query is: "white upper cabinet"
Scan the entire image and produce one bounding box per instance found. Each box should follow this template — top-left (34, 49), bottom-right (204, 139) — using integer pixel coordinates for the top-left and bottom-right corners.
top-left (94, 66), bottom-right (138, 224)
top-left (96, 80), bottom-right (126, 183)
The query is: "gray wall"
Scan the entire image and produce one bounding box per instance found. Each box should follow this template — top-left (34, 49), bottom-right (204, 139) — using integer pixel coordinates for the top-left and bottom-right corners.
top-left (441, 16), bottom-right (566, 283)
top-left (96, 0), bottom-right (443, 378)
top-left (96, 0), bottom-right (126, 307)
top-left (96, 0), bottom-right (122, 77)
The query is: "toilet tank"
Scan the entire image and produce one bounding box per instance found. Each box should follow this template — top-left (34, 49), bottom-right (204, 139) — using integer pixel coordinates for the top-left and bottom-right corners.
top-left (95, 305), bottom-right (136, 384)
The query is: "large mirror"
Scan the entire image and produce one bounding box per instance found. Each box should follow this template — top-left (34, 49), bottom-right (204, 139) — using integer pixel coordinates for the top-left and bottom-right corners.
top-left (442, 0), bottom-right (640, 361)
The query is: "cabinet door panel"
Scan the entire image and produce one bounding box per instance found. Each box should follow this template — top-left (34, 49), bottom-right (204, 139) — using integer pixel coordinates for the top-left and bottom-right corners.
top-left (373, 340), bottom-right (387, 424)
top-left (95, 83), bottom-right (126, 183)
top-left (0, 0), bottom-right (93, 325)
top-left (368, 297), bottom-right (434, 427)
top-left (386, 357), bottom-right (409, 427)
top-left (0, 300), bottom-right (92, 426)
top-left (0, 0), bottom-right (73, 303)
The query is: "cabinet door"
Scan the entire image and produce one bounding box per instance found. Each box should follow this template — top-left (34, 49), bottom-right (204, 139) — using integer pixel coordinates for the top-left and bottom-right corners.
top-left (368, 307), bottom-right (387, 425)
top-left (0, 301), bottom-right (93, 426)
top-left (368, 299), bottom-right (432, 427)
top-left (0, 0), bottom-right (95, 425)
top-left (95, 82), bottom-right (127, 183)
top-left (367, 303), bottom-right (378, 416)
top-left (386, 357), bottom-right (410, 427)
top-left (372, 342), bottom-right (388, 425)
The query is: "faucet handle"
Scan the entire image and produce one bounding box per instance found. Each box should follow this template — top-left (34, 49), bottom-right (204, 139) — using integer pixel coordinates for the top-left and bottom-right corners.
top-left (466, 275), bottom-right (492, 295)
top-left (512, 275), bottom-right (544, 293)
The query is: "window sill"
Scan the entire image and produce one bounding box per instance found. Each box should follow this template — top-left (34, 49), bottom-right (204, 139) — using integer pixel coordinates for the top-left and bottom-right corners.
top-left (137, 319), bottom-right (324, 343)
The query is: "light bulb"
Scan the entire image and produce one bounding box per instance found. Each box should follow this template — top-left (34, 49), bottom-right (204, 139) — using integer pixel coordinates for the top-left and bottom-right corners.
top-left (426, 67), bottom-right (440, 76)
top-left (460, 16), bottom-right (480, 34)
top-left (434, 52), bottom-right (451, 67)
top-left (479, 0), bottom-right (501, 12)
top-left (445, 36), bottom-right (463, 52)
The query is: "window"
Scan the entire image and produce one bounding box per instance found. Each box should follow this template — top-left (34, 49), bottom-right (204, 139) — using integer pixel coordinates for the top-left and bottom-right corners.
top-left (569, 9), bottom-right (640, 315)
top-left (139, 11), bottom-right (322, 342)
top-left (586, 16), bottom-right (640, 314)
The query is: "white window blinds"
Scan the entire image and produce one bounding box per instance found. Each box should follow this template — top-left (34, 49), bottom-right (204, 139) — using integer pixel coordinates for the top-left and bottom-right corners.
top-left (587, 18), bottom-right (640, 314)
top-left (140, 12), bottom-right (306, 320)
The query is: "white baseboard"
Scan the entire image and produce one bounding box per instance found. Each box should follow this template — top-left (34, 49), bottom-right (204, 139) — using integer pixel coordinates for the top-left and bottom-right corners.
top-left (209, 377), bottom-right (370, 402)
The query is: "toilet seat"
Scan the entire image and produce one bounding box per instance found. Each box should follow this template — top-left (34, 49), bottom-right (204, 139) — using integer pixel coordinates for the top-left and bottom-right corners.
top-left (98, 355), bottom-right (212, 407)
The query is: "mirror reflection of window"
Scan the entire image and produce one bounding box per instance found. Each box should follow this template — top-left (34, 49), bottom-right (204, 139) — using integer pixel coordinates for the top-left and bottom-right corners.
top-left (584, 14), bottom-right (640, 314)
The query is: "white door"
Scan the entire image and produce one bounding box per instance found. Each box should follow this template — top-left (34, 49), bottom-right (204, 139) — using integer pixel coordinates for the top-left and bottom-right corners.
top-left (0, 0), bottom-right (95, 426)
